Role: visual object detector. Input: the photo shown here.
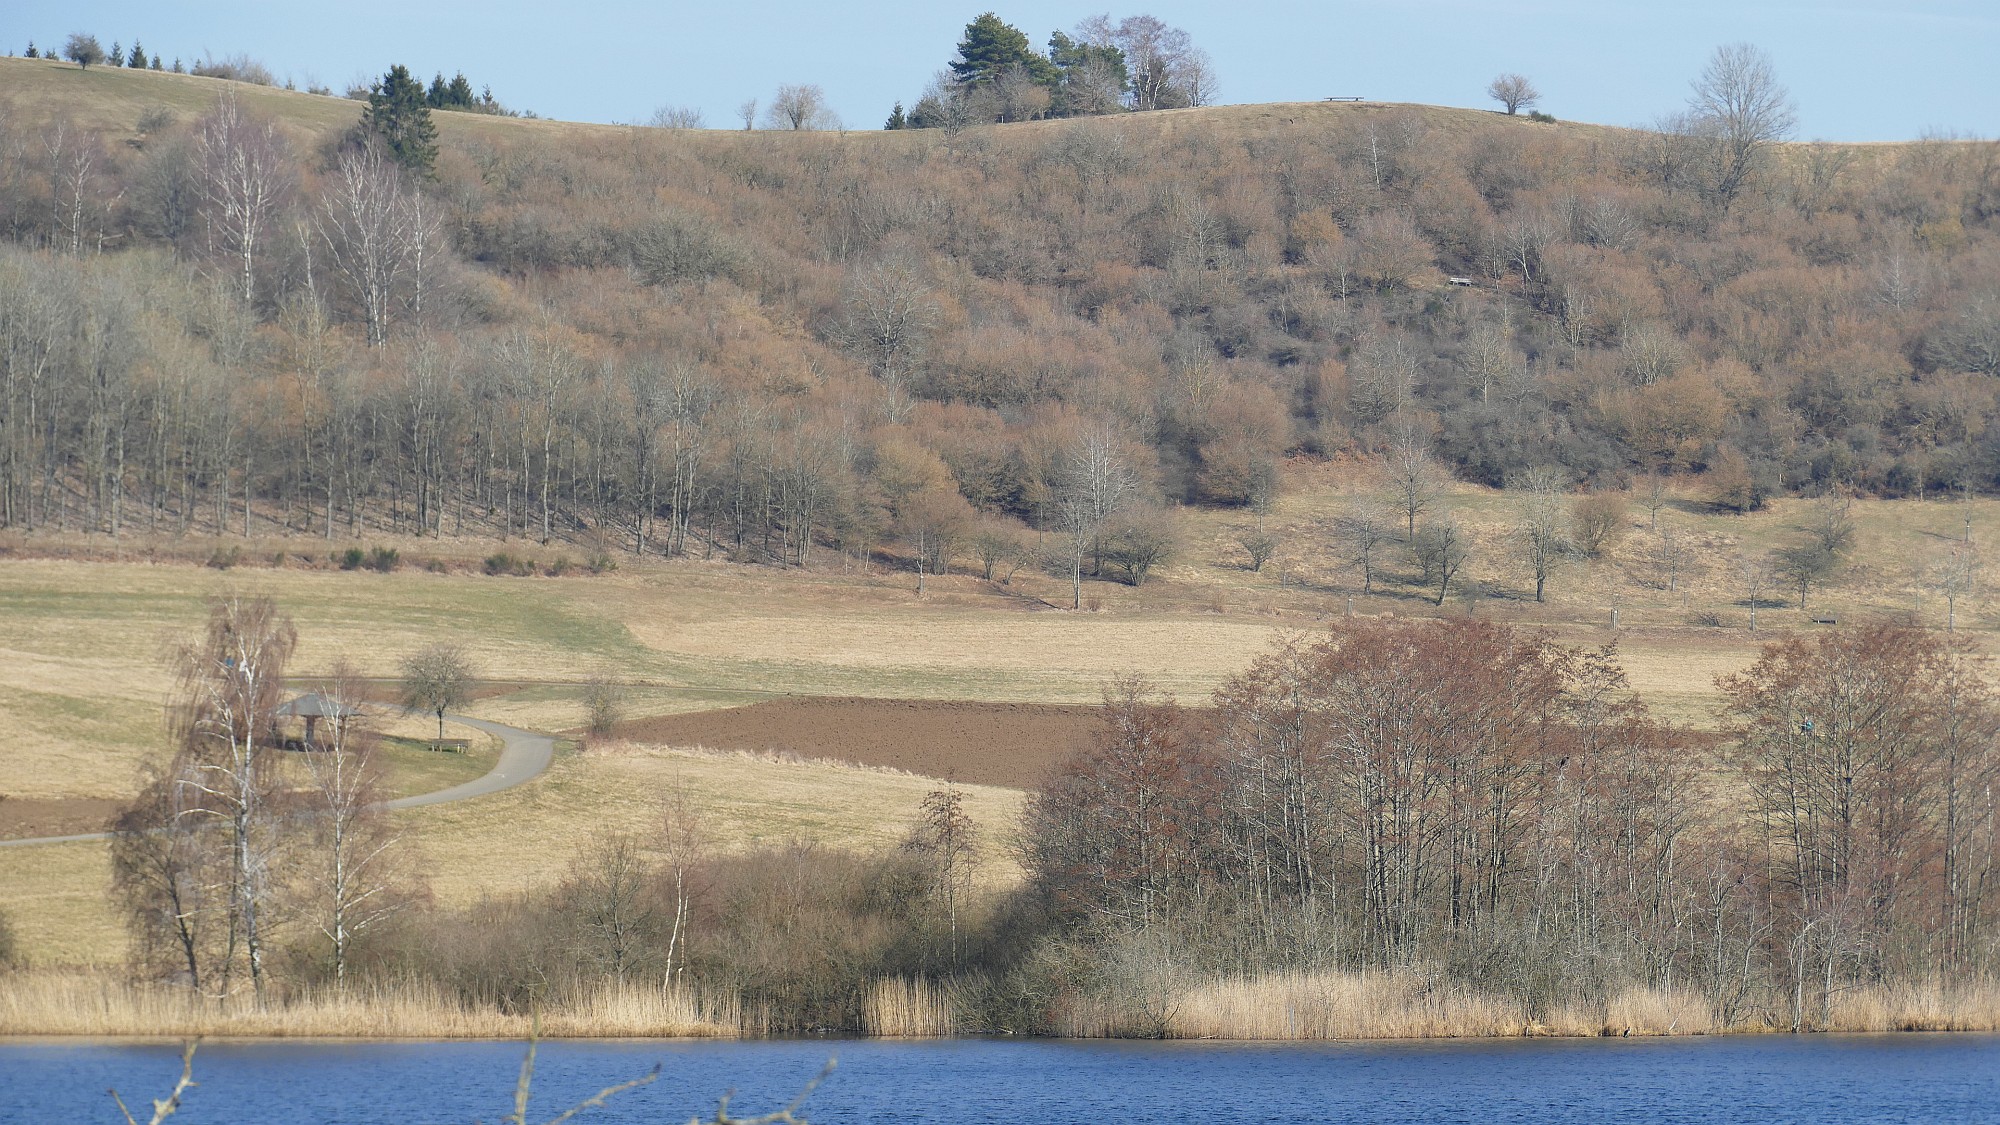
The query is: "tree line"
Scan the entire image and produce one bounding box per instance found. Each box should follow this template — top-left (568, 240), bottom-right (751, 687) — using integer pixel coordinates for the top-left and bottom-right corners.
top-left (2, 46), bottom-right (1999, 584)
top-left (1023, 620), bottom-right (2000, 1031)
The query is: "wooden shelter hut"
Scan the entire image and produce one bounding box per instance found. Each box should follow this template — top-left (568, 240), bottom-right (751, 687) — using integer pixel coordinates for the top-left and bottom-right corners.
top-left (275, 692), bottom-right (363, 750)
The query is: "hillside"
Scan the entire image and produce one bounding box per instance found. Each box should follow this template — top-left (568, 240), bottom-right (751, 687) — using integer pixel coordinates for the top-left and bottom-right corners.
top-left (2, 54), bottom-right (1994, 584)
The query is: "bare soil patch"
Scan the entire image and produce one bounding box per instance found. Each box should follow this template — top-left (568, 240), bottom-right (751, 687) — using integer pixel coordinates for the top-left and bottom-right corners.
top-left (0, 797), bottom-right (121, 840)
top-left (612, 697), bottom-right (1105, 788)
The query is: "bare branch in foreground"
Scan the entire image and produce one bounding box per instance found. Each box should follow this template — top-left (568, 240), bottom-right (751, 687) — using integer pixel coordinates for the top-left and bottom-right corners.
top-left (109, 1040), bottom-right (198, 1125)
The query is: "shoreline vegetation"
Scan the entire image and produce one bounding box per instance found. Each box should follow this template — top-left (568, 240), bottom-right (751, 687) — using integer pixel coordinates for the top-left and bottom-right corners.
top-left (2, 972), bottom-right (1995, 1040)
top-left (5, 606), bottom-right (1997, 1049)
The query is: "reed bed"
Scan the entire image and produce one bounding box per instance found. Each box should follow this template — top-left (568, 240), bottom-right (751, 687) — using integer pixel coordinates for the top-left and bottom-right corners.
top-left (1825, 981), bottom-right (2000, 1032)
top-left (1596, 986), bottom-right (1721, 1035)
top-left (1156, 970), bottom-right (1529, 1040)
top-left (6, 970), bottom-right (1997, 1039)
top-left (860, 976), bottom-right (961, 1037)
top-left (0, 973), bottom-right (739, 1038)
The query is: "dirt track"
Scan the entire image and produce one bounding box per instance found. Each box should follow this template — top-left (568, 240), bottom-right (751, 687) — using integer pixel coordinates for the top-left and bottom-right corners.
top-left (611, 697), bottom-right (1105, 788)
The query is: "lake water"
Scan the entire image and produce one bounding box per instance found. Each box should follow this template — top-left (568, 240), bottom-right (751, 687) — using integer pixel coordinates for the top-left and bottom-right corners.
top-left (2, 1034), bottom-right (1997, 1124)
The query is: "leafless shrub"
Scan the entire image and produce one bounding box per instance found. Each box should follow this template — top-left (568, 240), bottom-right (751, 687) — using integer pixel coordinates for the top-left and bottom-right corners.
top-left (581, 677), bottom-right (628, 739)
top-left (191, 52), bottom-right (275, 86)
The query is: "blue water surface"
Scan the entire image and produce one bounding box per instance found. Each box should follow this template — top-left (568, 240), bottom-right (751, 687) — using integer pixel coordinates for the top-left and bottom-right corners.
top-left (2, 1033), bottom-right (1997, 1124)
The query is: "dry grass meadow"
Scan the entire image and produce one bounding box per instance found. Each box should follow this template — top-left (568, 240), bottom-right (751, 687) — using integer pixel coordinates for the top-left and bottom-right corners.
top-left (1, 468), bottom-right (1994, 982)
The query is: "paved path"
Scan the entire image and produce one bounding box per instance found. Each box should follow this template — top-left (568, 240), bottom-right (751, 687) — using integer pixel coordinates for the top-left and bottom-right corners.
top-left (0, 715), bottom-right (555, 848)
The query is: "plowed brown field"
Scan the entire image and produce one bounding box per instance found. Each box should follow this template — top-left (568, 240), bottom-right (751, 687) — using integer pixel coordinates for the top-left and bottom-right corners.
top-left (611, 697), bottom-right (1105, 788)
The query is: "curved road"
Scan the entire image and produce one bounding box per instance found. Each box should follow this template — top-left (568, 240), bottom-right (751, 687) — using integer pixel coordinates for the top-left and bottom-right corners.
top-left (0, 714), bottom-right (554, 849)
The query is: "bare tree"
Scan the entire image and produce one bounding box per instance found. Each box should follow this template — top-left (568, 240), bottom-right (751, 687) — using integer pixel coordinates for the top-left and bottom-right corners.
top-left (904, 782), bottom-right (980, 964)
top-left (169, 593), bottom-right (298, 1003)
top-left (1487, 73), bottom-right (1540, 116)
top-left (1055, 427), bottom-right (1136, 608)
top-left (300, 662), bottom-right (409, 987)
top-left (1078, 15), bottom-right (1201, 111)
top-left (842, 252), bottom-right (938, 393)
top-left (1739, 555), bottom-right (1774, 630)
top-left (1928, 542), bottom-right (1981, 632)
top-left (1516, 467), bottom-right (1572, 602)
top-left (1385, 432), bottom-right (1445, 540)
top-left (1803, 488), bottom-right (1856, 556)
top-left (736, 98), bottom-right (758, 131)
top-left (1638, 472), bottom-right (1673, 530)
top-left (657, 777), bottom-right (708, 986)
top-left (1687, 43), bottom-right (1796, 207)
top-left (1237, 527), bottom-right (1278, 573)
top-left (400, 642), bottom-right (475, 741)
top-left (111, 769), bottom-right (227, 993)
top-left (764, 84), bottom-right (838, 131)
top-left (647, 105), bottom-right (704, 130)
top-left (1331, 506), bottom-right (1395, 593)
top-left (1104, 507), bottom-right (1176, 586)
top-left (1178, 49), bottom-right (1220, 108)
top-left (1650, 524), bottom-right (1694, 594)
top-left (1773, 542), bottom-right (1837, 612)
top-left (44, 119), bottom-right (111, 256)
top-left (316, 144), bottom-right (413, 346)
top-left (193, 94), bottom-right (294, 305)
top-left (1412, 515), bottom-right (1470, 605)
top-left (568, 832), bottom-right (655, 986)
top-left (905, 485), bottom-right (972, 595)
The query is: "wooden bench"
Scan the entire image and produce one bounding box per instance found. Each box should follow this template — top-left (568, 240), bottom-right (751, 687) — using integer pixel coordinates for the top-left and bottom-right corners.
top-left (427, 738), bottom-right (472, 753)
top-left (1324, 96), bottom-right (1364, 102)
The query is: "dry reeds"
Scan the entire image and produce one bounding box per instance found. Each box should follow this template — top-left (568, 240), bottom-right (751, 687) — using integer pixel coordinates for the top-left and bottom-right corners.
top-left (1158, 970), bottom-right (1528, 1040)
top-left (860, 976), bottom-right (960, 1037)
top-left (1597, 986), bottom-right (1720, 1035)
top-left (0, 973), bottom-right (739, 1038)
top-left (1824, 981), bottom-right (2000, 1032)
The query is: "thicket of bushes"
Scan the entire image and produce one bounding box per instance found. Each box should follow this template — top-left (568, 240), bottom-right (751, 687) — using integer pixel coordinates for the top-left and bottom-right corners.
top-left (2, 62), bottom-right (1997, 582)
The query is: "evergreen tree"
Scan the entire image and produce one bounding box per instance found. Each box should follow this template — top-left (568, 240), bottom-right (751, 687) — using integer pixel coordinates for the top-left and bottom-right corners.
top-left (151, 57), bottom-right (162, 70)
top-left (127, 41), bottom-right (146, 68)
top-left (446, 72), bottom-right (474, 108)
top-left (426, 73), bottom-right (450, 108)
top-left (109, 42), bottom-right (122, 66)
top-left (950, 12), bottom-right (1053, 88)
top-left (360, 64), bottom-right (439, 175)
top-left (172, 58), bottom-right (184, 73)
top-left (885, 102), bottom-right (908, 130)
top-left (24, 43), bottom-right (36, 59)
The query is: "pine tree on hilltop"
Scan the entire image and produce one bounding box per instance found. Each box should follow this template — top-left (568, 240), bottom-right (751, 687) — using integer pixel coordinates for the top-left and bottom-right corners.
top-left (426, 73), bottom-right (450, 108)
top-left (24, 43), bottom-right (36, 59)
top-left (885, 102), bottom-right (908, 130)
top-left (446, 72), bottom-right (474, 108)
top-left (127, 41), bottom-right (147, 68)
top-left (359, 64), bottom-right (438, 175)
top-left (950, 12), bottom-right (1054, 88)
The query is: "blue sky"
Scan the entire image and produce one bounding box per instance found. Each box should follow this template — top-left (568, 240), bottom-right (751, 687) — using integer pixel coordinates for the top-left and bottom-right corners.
top-left (6, 2), bottom-right (1995, 140)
